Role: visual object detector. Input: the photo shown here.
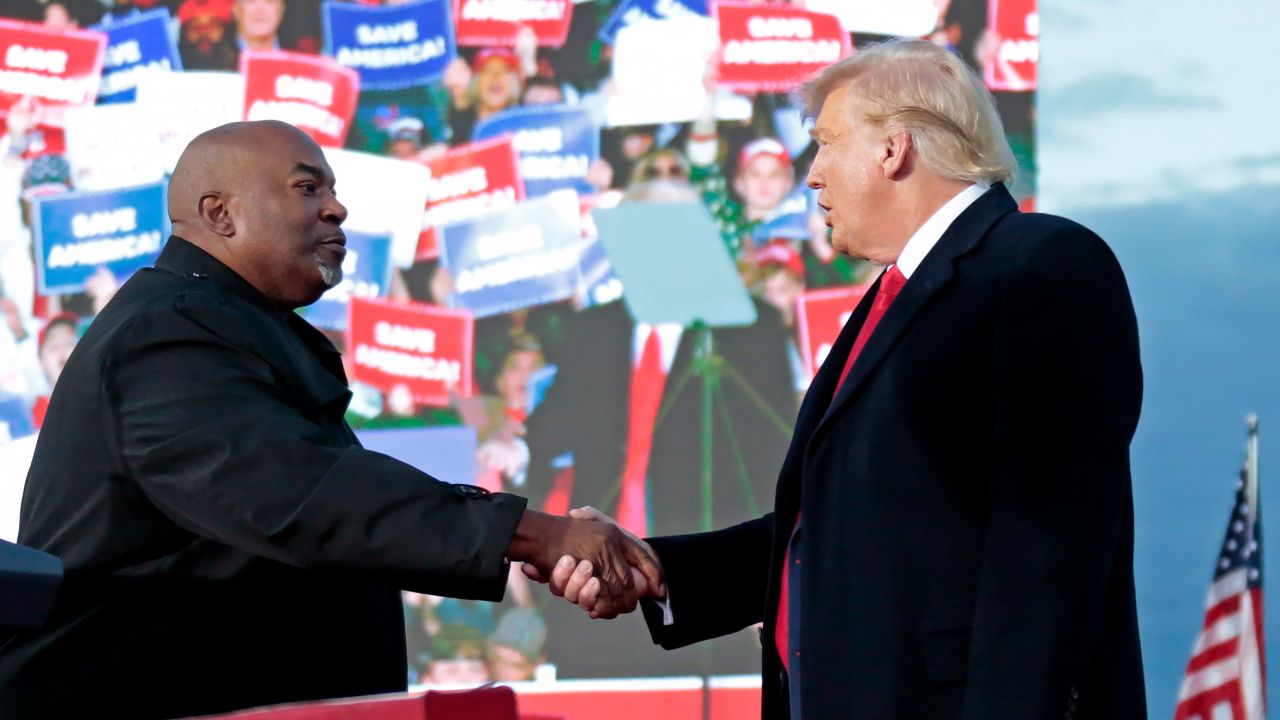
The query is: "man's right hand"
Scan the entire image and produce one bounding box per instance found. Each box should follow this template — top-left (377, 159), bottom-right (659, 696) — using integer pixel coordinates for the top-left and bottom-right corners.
top-left (507, 509), bottom-right (663, 619)
top-left (522, 507), bottom-right (667, 618)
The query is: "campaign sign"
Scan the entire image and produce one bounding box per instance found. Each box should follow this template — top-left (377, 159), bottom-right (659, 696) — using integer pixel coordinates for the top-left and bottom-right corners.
top-left (576, 234), bottom-right (624, 308)
top-left (63, 103), bottom-right (166, 191)
top-left (418, 136), bottom-right (526, 261)
top-left (802, 0), bottom-right (935, 37)
top-left (0, 19), bottom-right (106, 119)
top-left (348, 297), bottom-right (474, 406)
top-left (356, 426), bottom-right (477, 485)
top-left (136, 70), bottom-right (245, 174)
top-left (440, 190), bottom-right (582, 317)
top-left (795, 285), bottom-right (869, 380)
top-left (751, 188), bottom-right (811, 246)
top-left (598, 0), bottom-right (708, 45)
top-left (299, 231), bottom-right (394, 331)
top-left (473, 105), bottom-right (598, 197)
top-left (94, 9), bottom-right (181, 104)
top-left (715, 3), bottom-right (850, 92)
top-left (242, 50), bottom-right (359, 148)
top-left (985, 0), bottom-right (1038, 92)
top-left (323, 0), bottom-right (456, 90)
top-left (0, 396), bottom-right (35, 442)
top-left (33, 181), bottom-right (168, 295)
top-left (453, 0), bottom-right (574, 47)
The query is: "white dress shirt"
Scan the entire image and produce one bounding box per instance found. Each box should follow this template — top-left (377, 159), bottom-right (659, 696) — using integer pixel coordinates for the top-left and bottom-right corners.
top-left (893, 182), bottom-right (990, 278)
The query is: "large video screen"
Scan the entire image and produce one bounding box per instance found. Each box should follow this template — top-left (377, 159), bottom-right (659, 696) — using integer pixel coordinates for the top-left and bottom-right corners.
top-left (0, 0), bottom-right (1036, 686)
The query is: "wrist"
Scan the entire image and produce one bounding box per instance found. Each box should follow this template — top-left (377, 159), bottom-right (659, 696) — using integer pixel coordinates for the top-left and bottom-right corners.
top-left (507, 509), bottom-right (562, 564)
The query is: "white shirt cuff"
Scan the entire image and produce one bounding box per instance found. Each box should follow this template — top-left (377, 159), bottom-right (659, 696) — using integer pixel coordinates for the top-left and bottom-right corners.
top-left (654, 591), bottom-right (674, 626)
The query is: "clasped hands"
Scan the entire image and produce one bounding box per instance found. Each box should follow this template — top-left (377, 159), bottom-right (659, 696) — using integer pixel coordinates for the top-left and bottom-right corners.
top-left (517, 507), bottom-right (666, 619)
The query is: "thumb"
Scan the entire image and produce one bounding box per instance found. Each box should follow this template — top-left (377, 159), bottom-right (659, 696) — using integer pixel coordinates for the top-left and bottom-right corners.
top-left (625, 541), bottom-right (665, 598)
top-left (520, 562), bottom-right (547, 583)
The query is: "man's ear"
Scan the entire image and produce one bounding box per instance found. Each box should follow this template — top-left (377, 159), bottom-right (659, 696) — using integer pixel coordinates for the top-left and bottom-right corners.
top-left (199, 192), bottom-right (235, 238)
top-left (881, 130), bottom-right (913, 180)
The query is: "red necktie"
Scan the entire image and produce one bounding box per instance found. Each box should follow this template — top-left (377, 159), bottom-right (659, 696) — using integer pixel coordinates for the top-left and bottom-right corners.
top-left (775, 265), bottom-right (907, 673)
top-left (616, 328), bottom-right (668, 536)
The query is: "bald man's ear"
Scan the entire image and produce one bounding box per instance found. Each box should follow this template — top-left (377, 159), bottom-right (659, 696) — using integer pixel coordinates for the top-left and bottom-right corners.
top-left (198, 192), bottom-right (236, 238)
top-left (880, 131), bottom-right (912, 180)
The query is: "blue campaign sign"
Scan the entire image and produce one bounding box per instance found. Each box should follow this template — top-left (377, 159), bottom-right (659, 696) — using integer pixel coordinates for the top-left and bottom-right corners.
top-left (323, 0), bottom-right (456, 90)
top-left (33, 182), bottom-right (169, 295)
top-left (95, 9), bottom-right (182, 104)
top-left (299, 231), bottom-right (394, 331)
top-left (440, 190), bottom-right (583, 318)
top-left (356, 425), bottom-right (476, 485)
top-left (599, 0), bottom-right (710, 45)
top-left (577, 235), bottom-right (624, 308)
top-left (751, 187), bottom-right (812, 246)
top-left (473, 105), bottom-right (600, 198)
top-left (0, 396), bottom-right (35, 442)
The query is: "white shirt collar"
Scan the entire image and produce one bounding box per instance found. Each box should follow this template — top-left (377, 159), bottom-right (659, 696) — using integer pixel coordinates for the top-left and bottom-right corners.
top-left (893, 183), bottom-right (990, 279)
top-left (633, 322), bottom-right (684, 373)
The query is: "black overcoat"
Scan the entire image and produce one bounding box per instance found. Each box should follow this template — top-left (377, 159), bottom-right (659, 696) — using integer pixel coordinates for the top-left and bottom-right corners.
top-left (0, 238), bottom-right (528, 719)
top-left (640, 185), bottom-right (1148, 720)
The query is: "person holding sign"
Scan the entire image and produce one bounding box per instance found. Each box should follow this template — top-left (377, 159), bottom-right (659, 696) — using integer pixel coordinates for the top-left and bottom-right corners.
top-left (0, 120), bottom-right (662, 720)
top-left (537, 40), bottom-right (1145, 720)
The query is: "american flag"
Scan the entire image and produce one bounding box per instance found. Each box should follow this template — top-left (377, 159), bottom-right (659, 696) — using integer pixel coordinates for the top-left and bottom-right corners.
top-left (1174, 416), bottom-right (1265, 720)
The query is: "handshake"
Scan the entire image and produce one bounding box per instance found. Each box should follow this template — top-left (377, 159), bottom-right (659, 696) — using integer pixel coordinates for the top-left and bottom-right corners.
top-left (508, 506), bottom-right (665, 619)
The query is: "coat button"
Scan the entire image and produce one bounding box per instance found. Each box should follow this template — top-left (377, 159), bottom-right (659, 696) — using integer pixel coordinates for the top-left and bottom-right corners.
top-left (454, 484), bottom-right (489, 497)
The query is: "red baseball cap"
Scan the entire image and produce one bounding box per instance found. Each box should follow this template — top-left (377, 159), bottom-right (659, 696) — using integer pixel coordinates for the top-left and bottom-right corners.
top-left (737, 137), bottom-right (791, 176)
top-left (472, 47), bottom-right (521, 74)
top-left (756, 240), bottom-right (804, 277)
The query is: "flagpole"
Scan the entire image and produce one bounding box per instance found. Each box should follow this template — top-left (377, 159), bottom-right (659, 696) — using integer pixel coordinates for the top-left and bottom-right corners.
top-left (1246, 414), bottom-right (1259, 553)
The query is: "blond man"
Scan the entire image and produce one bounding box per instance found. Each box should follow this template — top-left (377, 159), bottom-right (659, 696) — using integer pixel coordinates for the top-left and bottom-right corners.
top-left (535, 39), bottom-right (1145, 720)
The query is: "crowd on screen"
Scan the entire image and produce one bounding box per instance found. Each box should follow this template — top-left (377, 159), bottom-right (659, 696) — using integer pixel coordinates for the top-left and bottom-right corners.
top-left (0, 0), bottom-right (1035, 684)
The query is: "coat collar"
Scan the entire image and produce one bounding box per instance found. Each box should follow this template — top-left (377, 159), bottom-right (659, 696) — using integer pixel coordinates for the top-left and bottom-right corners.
top-left (808, 183), bottom-right (1018, 443)
top-left (154, 236), bottom-right (342, 360)
top-left (155, 236), bottom-right (286, 320)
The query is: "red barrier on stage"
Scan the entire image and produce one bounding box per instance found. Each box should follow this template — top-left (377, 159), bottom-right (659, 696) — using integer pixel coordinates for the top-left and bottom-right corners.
top-left (708, 675), bottom-right (763, 720)
top-left (509, 678), bottom-right (703, 720)
top-left (193, 677), bottom-right (760, 720)
top-left (195, 687), bottom-right (517, 720)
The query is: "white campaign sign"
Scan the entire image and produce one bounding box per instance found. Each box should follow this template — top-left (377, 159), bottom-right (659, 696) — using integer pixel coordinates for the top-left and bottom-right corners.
top-left (802, 0), bottom-right (935, 37)
top-left (321, 147), bottom-right (431, 268)
top-left (605, 16), bottom-right (717, 127)
top-left (63, 103), bottom-right (165, 191)
top-left (135, 70), bottom-right (245, 174)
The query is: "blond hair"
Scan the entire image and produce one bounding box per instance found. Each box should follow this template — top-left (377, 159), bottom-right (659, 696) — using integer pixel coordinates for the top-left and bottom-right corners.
top-left (799, 39), bottom-right (1015, 185)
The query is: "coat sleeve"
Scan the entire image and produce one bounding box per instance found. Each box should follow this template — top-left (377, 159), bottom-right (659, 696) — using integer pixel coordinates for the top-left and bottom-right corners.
top-left (106, 311), bottom-right (527, 601)
top-left (960, 225), bottom-right (1142, 717)
top-left (638, 514), bottom-right (775, 649)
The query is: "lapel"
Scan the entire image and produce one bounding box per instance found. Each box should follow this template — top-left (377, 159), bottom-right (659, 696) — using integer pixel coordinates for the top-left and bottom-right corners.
top-left (807, 183), bottom-right (1018, 448)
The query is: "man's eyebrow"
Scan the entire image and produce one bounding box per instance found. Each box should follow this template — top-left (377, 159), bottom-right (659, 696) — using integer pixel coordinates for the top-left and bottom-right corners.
top-left (291, 163), bottom-right (335, 190)
top-left (291, 163), bottom-right (327, 181)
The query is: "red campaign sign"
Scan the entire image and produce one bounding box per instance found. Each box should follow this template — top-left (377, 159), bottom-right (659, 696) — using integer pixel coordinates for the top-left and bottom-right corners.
top-left (795, 285), bottom-right (869, 381)
top-left (416, 135), bottom-right (526, 261)
top-left (715, 2), bottom-right (850, 93)
top-left (0, 19), bottom-right (105, 120)
top-left (452, 0), bottom-right (574, 48)
top-left (348, 297), bottom-right (474, 406)
top-left (241, 50), bottom-right (360, 148)
top-left (985, 0), bottom-right (1038, 92)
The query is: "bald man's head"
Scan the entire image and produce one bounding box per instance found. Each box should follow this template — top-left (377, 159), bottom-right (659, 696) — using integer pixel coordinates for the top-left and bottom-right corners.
top-left (169, 121), bottom-right (348, 311)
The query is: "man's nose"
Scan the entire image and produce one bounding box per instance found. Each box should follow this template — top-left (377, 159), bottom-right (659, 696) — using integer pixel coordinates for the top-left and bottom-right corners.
top-left (806, 165), bottom-right (823, 190)
top-left (324, 198), bottom-right (348, 226)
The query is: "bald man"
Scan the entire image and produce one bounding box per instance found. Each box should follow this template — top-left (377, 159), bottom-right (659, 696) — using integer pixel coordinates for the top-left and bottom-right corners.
top-left (0, 121), bottom-right (660, 720)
